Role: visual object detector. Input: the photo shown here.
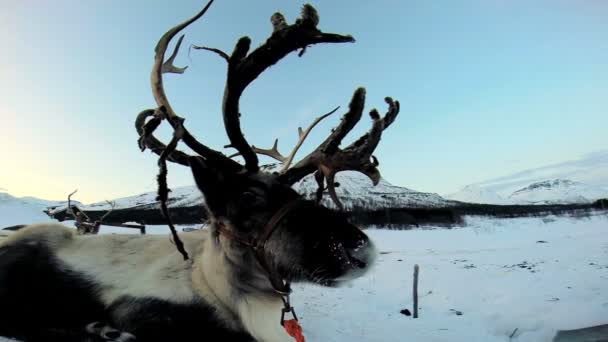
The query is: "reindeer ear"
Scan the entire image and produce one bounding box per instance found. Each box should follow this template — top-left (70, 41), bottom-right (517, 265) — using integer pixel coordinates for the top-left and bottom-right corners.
top-left (188, 156), bottom-right (236, 215)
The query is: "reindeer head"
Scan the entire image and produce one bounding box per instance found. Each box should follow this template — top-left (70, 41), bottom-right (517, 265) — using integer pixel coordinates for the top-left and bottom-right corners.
top-left (136, 1), bottom-right (399, 290)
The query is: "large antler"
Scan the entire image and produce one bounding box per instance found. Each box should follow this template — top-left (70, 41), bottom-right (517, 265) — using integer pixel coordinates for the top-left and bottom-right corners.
top-left (136, 2), bottom-right (358, 258)
top-left (192, 4), bottom-right (354, 171)
top-left (267, 89), bottom-right (400, 210)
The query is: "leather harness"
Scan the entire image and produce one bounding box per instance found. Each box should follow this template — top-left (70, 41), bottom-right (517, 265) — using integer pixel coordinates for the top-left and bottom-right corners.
top-left (215, 199), bottom-right (304, 295)
top-left (216, 199), bottom-right (306, 336)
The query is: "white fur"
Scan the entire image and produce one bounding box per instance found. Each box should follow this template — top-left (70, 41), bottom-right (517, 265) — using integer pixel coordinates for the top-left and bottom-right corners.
top-left (7, 224), bottom-right (293, 342)
top-left (193, 233), bottom-right (292, 341)
top-left (2, 223), bottom-right (73, 249)
top-left (238, 295), bottom-right (293, 342)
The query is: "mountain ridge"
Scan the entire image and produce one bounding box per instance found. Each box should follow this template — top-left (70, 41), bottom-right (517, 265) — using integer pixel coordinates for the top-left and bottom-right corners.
top-left (447, 151), bottom-right (608, 204)
top-left (46, 166), bottom-right (453, 213)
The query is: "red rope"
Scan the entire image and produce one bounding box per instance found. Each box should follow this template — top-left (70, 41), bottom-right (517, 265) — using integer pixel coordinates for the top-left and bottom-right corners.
top-left (283, 319), bottom-right (306, 342)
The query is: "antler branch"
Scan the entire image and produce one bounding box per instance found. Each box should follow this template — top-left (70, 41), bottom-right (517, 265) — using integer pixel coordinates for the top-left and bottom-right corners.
top-left (137, 2), bottom-right (397, 217)
top-left (191, 4), bottom-right (355, 172)
top-left (252, 140), bottom-right (287, 163)
top-left (190, 44), bottom-right (229, 62)
top-left (279, 88), bottom-right (401, 210)
top-left (233, 106), bottom-right (339, 167)
top-left (98, 201), bottom-right (116, 223)
top-left (67, 189), bottom-right (78, 219)
top-left (280, 106), bottom-right (339, 171)
top-left (151, 1), bottom-right (214, 119)
top-left (228, 139), bottom-right (287, 163)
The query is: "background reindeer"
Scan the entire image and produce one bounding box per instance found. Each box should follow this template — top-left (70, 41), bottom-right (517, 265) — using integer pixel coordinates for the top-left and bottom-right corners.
top-left (65, 190), bottom-right (143, 235)
top-left (0, 2), bottom-right (399, 341)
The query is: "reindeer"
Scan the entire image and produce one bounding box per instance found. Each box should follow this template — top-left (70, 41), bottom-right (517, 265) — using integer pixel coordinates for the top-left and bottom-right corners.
top-left (0, 2), bottom-right (400, 341)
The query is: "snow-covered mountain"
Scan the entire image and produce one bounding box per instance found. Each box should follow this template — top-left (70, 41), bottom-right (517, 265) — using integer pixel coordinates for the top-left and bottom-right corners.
top-left (447, 151), bottom-right (608, 204)
top-left (49, 166), bottom-right (452, 213)
top-left (293, 170), bottom-right (450, 209)
top-left (445, 185), bottom-right (509, 205)
top-left (508, 179), bottom-right (607, 204)
top-left (0, 191), bottom-right (78, 227)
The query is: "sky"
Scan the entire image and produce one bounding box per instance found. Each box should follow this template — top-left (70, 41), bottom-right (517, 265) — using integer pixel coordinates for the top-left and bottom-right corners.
top-left (1, 0), bottom-right (607, 203)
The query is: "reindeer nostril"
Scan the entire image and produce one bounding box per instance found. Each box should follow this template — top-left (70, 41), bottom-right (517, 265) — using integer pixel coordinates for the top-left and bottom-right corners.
top-left (103, 329), bottom-right (121, 339)
top-left (346, 251), bottom-right (367, 268)
top-left (345, 236), bottom-right (377, 268)
top-left (346, 238), bottom-right (368, 253)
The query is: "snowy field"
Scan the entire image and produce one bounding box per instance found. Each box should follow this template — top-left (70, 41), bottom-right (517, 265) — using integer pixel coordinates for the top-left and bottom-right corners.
top-left (1, 214), bottom-right (607, 341)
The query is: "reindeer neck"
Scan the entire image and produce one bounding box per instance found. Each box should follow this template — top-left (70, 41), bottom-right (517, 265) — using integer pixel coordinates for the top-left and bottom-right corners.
top-left (192, 227), bottom-right (292, 341)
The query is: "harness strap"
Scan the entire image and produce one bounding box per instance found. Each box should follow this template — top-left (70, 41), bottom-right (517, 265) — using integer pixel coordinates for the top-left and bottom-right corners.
top-left (216, 224), bottom-right (254, 247)
top-left (255, 200), bottom-right (302, 250)
top-left (215, 199), bottom-right (306, 340)
top-left (216, 200), bottom-right (304, 294)
top-left (253, 200), bottom-right (303, 295)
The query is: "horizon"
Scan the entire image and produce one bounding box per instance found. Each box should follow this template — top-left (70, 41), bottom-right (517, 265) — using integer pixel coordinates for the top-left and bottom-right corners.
top-left (2, 0), bottom-right (607, 203)
top-left (2, 149), bottom-right (606, 204)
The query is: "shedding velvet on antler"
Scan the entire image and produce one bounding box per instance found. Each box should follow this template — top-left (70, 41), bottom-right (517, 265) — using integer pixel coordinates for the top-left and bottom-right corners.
top-left (136, 1), bottom-right (399, 258)
top-left (280, 90), bottom-right (400, 210)
top-left (136, 1), bottom-right (357, 258)
top-left (248, 89), bottom-right (401, 210)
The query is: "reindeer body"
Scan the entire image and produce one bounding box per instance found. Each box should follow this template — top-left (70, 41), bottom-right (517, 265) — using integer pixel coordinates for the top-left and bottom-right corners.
top-left (0, 223), bottom-right (299, 341)
top-left (0, 2), bottom-right (399, 341)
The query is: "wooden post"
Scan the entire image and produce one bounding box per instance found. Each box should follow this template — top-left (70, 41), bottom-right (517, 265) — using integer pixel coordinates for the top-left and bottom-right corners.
top-left (413, 264), bottom-right (419, 318)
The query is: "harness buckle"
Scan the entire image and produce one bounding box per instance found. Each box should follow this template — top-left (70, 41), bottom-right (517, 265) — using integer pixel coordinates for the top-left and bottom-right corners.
top-left (280, 295), bottom-right (298, 325)
top-left (281, 305), bottom-right (298, 325)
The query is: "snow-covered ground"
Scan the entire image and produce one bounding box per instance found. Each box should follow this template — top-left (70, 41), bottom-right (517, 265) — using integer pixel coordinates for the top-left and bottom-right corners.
top-left (2, 214), bottom-right (607, 341)
top-left (296, 214), bottom-right (608, 342)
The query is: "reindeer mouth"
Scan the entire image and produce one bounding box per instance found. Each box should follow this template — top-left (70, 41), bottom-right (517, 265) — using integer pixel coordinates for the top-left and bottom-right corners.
top-left (346, 251), bottom-right (368, 269)
top-left (306, 243), bottom-right (375, 287)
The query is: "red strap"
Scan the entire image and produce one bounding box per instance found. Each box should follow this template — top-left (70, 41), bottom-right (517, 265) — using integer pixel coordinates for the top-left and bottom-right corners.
top-left (283, 319), bottom-right (305, 342)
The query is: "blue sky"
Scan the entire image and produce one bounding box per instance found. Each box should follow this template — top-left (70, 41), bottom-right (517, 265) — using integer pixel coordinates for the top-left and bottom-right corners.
top-left (1, 0), bottom-right (607, 203)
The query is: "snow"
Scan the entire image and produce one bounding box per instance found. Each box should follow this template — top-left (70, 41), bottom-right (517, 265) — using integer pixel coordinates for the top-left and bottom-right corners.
top-left (448, 151), bottom-right (608, 204)
top-left (2, 213), bottom-right (607, 341)
top-left (508, 179), bottom-right (607, 204)
top-left (446, 184), bottom-right (510, 205)
top-left (294, 170), bottom-right (451, 209)
top-left (46, 167), bottom-right (453, 215)
top-left (295, 214), bottom-right (608, 341)
top-left (0, 192), bottom-right (72, 228)
top-left (478, 150), bottom-right (608, 193)
top-left (448, 178), bottom-right (608, 205)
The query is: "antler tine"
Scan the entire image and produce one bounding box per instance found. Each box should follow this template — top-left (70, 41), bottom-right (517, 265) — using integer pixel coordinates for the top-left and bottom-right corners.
top-left (67, 189), bottom-right (78, 218)
top-left (280, 88), bottom-right (400, 210)
top-left (344, 97), bottom-right (401, 158)
top-left (321, 89), bottom-right (366, 155)
top-left (279, 89), bottom-right (367, 184)
top-left (228, 139), bottom-right (287, 163)
top-left (230, 106), bottom-right (339, 167)
top-left (138, 1), bottom-right (244, 172)
top-left (99, 200), bottom-right (116, 223)
top-left (280, 106), bottom-right (340, 172)
top-left (151, 0), bottom-right (214, 119)
top-left (190, 44), bottom-right (229, 62)
top-left (252, 140), bottom-right (288, 163)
